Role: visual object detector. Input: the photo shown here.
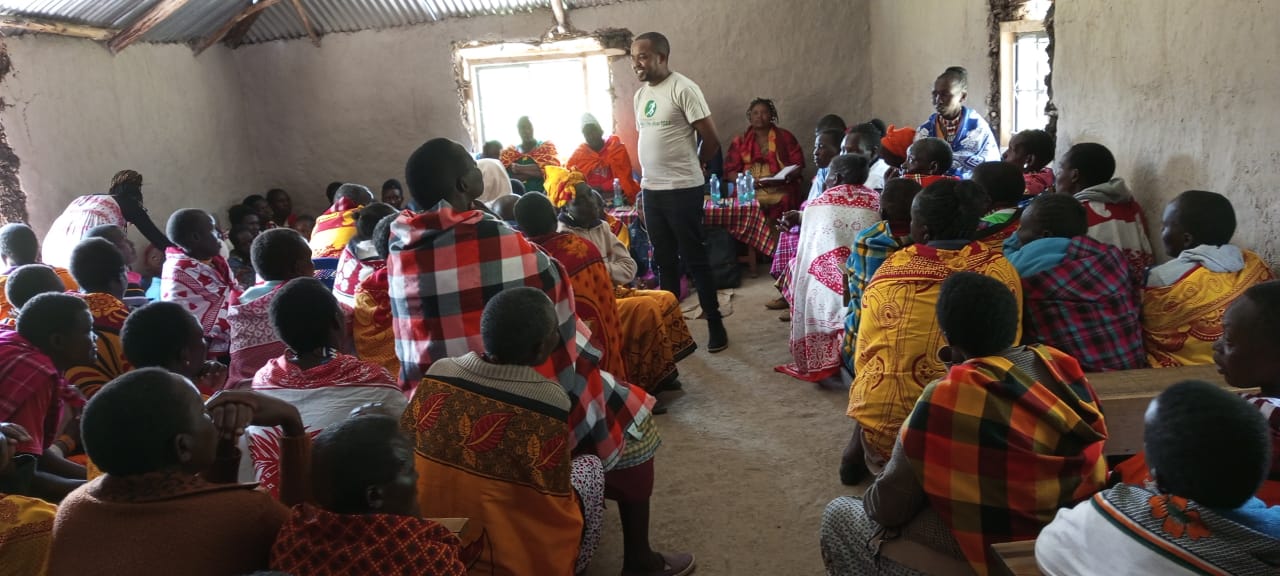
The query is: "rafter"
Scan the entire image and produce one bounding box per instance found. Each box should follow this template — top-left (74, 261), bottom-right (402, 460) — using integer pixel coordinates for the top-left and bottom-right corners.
top-left (192, 0), bottom-right (283, 56)
top-left (107, 0), bottom-right (193, 53)
top-left (289, 0), bottom-right (320, 47)
top-left (0, 16), bottom-right (116, 41)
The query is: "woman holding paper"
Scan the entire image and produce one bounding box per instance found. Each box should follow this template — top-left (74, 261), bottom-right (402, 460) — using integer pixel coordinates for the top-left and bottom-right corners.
top-left (724, 98), bottom-right (806, 220)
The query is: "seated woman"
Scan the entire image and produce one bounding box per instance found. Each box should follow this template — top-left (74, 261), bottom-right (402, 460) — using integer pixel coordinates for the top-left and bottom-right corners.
top-left (842, 180), bottom-right (1021, 483)
top-left (556, 179), bottom-right (697, 397)
top-left (48, 370), bottom-right (308, 575)
top-left (1143, 190), bottom-right (1273, 367)
top-left (1037, 381), bottom-right (1280, 574)
top-left (823, 272), bottom-right (1107, 576)
top-left (310, 184), bottom-right (373, 260)
top-left (724, 98), bottom-right (806, 220)
top-left (409, 288), bottom-right (606, 576)
top-left (500, 116), bottom-right (559, 193)
top-left (1220, 281), bottom-right (1280, 503)
top-left (567, 113), bottom-right (641, 205)
top-left (776, 155), bottom-right (881, 383)
top-left (332, 202), bottom-right (396, 308)
top-left (1005, 195), bottom-right (1146, 372)
top-left (971, 161), bottom-right (1028, 250)
top-left (1002, 129), bottom-right (1055, 196)
top-left (248, 277), bottom-right (405, 498)
top-left (270, 414), bottom-right (465, 575)
top-left (515, 191), bottom-right (629, 384)
top-left (352, 214), bottom-right (400, 382)
top-left (41, 170), bottom-right (171, 270)
top-left (840, 179), bottom-right (922, 375)
top-left (65, 238), bottom-right (132, 399)
top-left (767, 127), bottom-right (845, 312)
top-left (477, 156), bottom-right (514, 210)
top-left (161, 209), bottom-right (237, 360)
top-left (913, 66), bottom-right (1000, 178)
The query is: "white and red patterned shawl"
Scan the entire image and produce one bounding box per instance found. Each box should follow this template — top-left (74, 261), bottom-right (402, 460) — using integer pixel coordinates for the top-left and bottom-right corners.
top-left (331, 239), bottom-right (384, 308)
top-left (242, 353), bottom-right (406, 494)
top-left (42, 195), bottom-right (125, 269)
top-left (778, 184), bottom-right (881, 382)
top-left (161, 248), bottom-right (237, 357)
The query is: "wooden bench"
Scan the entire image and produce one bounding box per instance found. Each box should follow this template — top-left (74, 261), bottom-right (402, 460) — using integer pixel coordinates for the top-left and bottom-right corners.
top-left (991, 540), bottom-right (1042, 576)
top-left (1085, 365), bottom-right (1253, 455)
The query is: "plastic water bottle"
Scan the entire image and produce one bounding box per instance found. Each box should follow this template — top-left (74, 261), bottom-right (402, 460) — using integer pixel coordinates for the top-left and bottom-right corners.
top-left (736, 173), bottom-right (746, 204)
top-left (612, 178), bottom-right (624, 208)
top-left (709, 174), bottom-right (721, 206)
top-left (744, 172), bottom-right (756, 206)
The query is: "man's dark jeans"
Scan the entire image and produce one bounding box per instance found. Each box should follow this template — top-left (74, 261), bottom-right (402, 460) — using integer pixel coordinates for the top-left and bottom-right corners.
top-left (641, 185), bottom-right (721, 321)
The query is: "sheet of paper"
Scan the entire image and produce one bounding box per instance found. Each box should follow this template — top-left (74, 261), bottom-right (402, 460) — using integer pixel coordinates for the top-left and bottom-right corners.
top-left (757, 164), bottom-right (800, 183)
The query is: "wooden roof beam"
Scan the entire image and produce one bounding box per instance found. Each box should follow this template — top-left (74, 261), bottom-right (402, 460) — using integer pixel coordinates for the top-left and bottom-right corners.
top-left (0, 16), bottom-right (116, 41)
top-left (192, 0), bottom-right (282, 56)
top-left (108, 0), bottom-right (193, 54)
top-left (289, 0), bottom-right (320, 47)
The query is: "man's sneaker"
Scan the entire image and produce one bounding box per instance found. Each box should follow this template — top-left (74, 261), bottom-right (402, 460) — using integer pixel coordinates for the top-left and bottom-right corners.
top-left (707, 318), bottom-right (728, 353)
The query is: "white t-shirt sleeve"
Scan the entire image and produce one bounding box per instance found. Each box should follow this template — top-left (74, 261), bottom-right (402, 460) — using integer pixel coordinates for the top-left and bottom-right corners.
top-left (676, 78), bottom-right (711, 124)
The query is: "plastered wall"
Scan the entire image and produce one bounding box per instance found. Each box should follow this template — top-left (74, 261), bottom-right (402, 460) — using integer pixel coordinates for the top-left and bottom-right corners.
top-left (869, 0), bottom-right (991, 130)
top-left (0, 36), bottom-right (259, 240)
top-left (231, 0), bottom-right (871, 216)
top-left (1054, 0), bottom-right (1279, 265)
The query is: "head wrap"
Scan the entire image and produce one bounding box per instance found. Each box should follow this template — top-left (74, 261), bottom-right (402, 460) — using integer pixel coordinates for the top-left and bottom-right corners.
top-left (880, 125), bottom-right (917, 159)
top-left (543, 165), bottom-right (585, 208)
top-left (477, 158), bottom-right (513, 206)
top-left (110, 169), bottom-right (143, 191)
top-left (581, 113), bottom-right (601, 129)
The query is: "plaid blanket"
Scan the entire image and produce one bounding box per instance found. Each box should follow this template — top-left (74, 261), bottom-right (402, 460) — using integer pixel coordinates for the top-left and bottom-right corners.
top-left (901, 344), bottom-right (1109, 575)
top-left (388, 201), bottom-right (652, 469)
top-left (1021, 236), bottom-right (1147, 371)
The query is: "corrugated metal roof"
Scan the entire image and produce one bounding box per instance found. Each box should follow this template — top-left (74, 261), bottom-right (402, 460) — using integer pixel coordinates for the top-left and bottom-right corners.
top-left (0, 0), bottom-right (632, 48)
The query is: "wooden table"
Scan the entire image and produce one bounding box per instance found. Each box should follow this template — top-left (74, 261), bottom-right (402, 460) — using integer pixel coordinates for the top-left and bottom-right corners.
top-left (1085, 365), bottom-right (1252, 455)
top-left (991, 541), bottom-right (1042, 576)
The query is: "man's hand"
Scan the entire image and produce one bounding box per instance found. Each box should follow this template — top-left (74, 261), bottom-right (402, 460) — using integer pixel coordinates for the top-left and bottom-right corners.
top-left (777, 210), bottom-right (802, 230)
top-left (196, 361), bottom-right (229, 394)
top-left (206, 390), bottom-right (305, 439)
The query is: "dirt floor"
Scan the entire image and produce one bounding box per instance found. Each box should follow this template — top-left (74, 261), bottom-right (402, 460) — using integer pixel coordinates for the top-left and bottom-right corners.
top-left (587, 273), bottom-right (863, 576)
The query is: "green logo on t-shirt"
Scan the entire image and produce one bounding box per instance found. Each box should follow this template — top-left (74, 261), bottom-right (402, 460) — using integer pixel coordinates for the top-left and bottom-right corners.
top-left (644, 100), bottom-right (657, 118)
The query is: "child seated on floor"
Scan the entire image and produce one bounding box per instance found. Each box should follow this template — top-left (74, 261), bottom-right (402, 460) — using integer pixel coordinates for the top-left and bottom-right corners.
top-left (227, 228), bottom-right (316, 383)
top-left (269, 414), bottom-right (465, 575)
top-left (121, 301), bottom-right (228, 395)
top-left (82, 224), bottom-right (145, 302)
top-left (1001, 128), bottom-right (1055, 196)
top-left (1037, 380), bottom-right (1280, 574)
top-left (1054, 142), bottom-right (1154, 273)
top-left (971, 160), bottom-right (1027, 249)
top-left (65, 237), bottom-right (132, 399)
top-left (2, 265), bottom-right (68, 327)
top-left (0, 223), bottom-right (77, 321)
top-left (893, 137), bottom-right (954, 188)
top-left (1006, 194), bottom-right (1146, 372)
top-left (47, 368), bottom-right (309, 576)
top-left (1143, 190), bottom-right (1273, 367)
top-left (840, 178), bottom-right (922, 375)
top-left (0, 294), bottom-right (95, 501)
top-left (824, 272), bottom-right (1107, 576)
top-left (246, 277), bottom-right (404, 495)
top-left (161, 209), bottom-right (237, 360)
top-left (332, 202), bottom-right (395, 308)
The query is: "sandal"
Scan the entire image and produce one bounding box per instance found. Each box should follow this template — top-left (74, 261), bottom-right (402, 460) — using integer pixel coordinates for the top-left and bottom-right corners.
top-left (764, 297), bottom-right (787, 310)
top-left (621, 552), bottom-right (696, 576)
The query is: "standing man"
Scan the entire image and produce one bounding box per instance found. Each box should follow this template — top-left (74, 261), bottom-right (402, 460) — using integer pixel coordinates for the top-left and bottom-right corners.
top-left (632, 31), bottom-right (728, 353)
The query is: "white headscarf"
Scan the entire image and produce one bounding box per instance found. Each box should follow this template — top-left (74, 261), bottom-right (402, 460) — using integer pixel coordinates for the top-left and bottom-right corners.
top-left (581, 113), bottom-right (601, 129)
top-left (478, 158), bottom-right (513, 206)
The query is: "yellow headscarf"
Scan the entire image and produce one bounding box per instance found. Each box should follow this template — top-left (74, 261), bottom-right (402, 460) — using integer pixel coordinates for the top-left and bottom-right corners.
top-left (543, 165), bottom-right (585, 208)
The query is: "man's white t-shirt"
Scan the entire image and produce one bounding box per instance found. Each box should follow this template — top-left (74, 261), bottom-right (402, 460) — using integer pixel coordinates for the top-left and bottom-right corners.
top-left (634, 71), bottom-right (711, 191)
